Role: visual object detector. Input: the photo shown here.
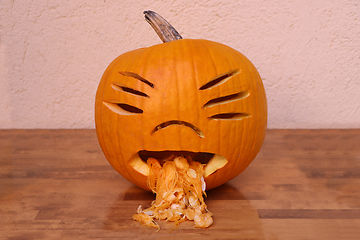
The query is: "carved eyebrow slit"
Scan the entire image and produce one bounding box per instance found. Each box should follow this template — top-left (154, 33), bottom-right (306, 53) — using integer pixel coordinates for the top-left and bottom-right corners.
top-left (199, 69), bottom-right (240, 90)
top-left (119, 71), bottom-right (155, 88)
top-left (203, 90), bottom-right (250, 109)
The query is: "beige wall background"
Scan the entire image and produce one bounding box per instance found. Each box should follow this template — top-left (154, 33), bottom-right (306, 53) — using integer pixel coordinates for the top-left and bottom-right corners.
top-left (1, 0), bottom-right (359, 129)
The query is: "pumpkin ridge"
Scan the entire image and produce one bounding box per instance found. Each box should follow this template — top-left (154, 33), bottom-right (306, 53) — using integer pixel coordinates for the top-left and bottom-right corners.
top-left (188, 41), bottom-right (203, 152)
top-left (213, 43), bottom-right (248, 179)
top-left (242, 54), bottom-right (260, 170)
top-left (196, 40), bottom-right (223, 156)
top-left (223, 45), bottom-right (262, 176)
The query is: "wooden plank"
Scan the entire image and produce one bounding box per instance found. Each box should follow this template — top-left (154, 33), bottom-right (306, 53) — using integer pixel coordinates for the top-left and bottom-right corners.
top-left (1, 129), bottom-right (360, 239)
top-left (258, 209), bottom-right (360, 219)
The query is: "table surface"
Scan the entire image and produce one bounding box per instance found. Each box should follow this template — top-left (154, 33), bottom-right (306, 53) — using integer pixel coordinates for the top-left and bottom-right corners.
top-left (1, 129), bottom-right (360, 239)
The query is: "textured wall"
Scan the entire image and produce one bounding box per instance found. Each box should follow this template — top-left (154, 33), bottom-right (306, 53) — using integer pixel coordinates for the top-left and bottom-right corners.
top-left (1, 0), bottom-right (359, 129)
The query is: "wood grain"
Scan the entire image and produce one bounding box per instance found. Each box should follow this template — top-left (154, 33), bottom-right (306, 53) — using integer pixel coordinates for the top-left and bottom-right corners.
top-left (1, 129), bottom-right (360, 239)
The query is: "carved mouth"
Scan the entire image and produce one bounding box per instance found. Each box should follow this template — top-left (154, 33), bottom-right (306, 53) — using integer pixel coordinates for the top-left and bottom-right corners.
top-left (129, 150), bottom-right (228, 178)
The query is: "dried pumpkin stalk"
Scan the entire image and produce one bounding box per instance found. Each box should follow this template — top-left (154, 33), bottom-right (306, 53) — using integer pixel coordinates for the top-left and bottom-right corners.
top-left (132, 156), bottom-right (213, 230)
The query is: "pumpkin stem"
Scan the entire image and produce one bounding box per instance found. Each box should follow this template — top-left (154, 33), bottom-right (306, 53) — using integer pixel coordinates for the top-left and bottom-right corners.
top-left (144, 10), bottom-right (183, 43)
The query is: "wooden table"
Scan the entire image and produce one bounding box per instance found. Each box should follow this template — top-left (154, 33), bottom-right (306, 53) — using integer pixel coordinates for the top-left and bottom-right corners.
top-left (1, 129), bottom-right (360, 239)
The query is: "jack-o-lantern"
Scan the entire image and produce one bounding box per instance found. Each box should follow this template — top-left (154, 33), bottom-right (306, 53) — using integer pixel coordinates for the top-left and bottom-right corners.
top-left (95, 11), bottom-right (267, 191)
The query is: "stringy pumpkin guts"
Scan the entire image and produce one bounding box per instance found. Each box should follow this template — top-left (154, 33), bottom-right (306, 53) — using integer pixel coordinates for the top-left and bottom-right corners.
top-left (132, 156), bottom-right (213, 230)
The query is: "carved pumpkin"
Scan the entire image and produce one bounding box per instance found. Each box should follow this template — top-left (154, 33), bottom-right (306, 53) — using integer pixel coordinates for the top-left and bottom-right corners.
top-left (95, 11), bottom-right (267, 191)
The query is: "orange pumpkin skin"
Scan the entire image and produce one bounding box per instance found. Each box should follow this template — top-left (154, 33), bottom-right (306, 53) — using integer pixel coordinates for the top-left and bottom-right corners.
top-left (95, 39), bottom-right (267, 190)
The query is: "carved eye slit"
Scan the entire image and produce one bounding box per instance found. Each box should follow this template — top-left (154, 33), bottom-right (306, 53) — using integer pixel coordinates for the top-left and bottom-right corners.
top-left (103, 102), bottom-right (143, 115)
top-left (209, 112), bottom-right (251, 120)
top-left (111, 83), bottom-right (149, 98)
top-left (103, 72), bottom-right (154, 115)
top-left (203, 90), bottom-right (250, 109)
top-left (199, 70), bottom-right (251, 121)
top-left (199, 69), bottom-right (240, 90)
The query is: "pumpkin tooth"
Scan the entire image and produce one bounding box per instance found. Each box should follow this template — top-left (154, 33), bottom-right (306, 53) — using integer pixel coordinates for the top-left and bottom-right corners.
top-left (129, 154), bottom-right (150, 176)
top-left (203, 154), bottom-right (228, 177)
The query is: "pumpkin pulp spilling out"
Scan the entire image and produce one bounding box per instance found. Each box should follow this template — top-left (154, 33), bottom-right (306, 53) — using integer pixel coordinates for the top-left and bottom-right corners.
top-left (133, 155), bottom-right (213, 229)
top-left (130, 143), bottom-right (227, 228)
top-left (95, 10), bottom-right (267, 230)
